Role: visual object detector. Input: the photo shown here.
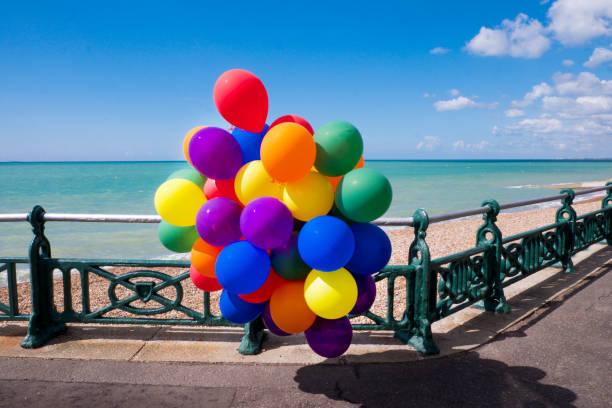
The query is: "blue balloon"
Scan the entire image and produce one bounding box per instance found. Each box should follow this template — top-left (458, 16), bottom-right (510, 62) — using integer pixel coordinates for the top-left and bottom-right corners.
top-left (298, 216), bottom-right (355, 271)
top-left (216, 241), bottom-right (271, 294)
top-left (232, 124), bottom-right (269, 164)
top-left (219, 290), bottom-right (264, 324)
top-left (346, 223), bottom-right (392, 275)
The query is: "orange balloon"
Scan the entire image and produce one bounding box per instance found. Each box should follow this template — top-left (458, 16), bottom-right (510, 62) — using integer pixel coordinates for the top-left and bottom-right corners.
top-left (190, 238), bottom-right (221, 278)
top-left (239, 269), bottom-right (287, 304)
top-left (183, 126), bottom-right (206, 165)
top-left (326, 156), bottom-right (364, 191)
top-left (260, 122), bottom-right (315, 182)
top-left (269, 280), bottom-right (316, 334)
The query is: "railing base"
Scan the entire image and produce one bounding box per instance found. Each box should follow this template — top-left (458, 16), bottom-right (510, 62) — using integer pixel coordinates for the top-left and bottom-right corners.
top-left (394, 329), bottom-right (440, 355)
top-left (20, 321), bottom-right (66, 349)
top-left (238, 317), bottom-right (265, 355)
top-left (472, 298), bottom-right (511, 314)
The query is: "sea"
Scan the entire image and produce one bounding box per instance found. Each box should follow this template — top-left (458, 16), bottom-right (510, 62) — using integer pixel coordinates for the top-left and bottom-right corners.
top-left (1, 160), bottom-right (611, 278)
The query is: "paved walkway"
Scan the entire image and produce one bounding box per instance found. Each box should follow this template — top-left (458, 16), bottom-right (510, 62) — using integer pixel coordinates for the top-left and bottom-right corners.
top-left (0, 245), bottom-right (610, 407)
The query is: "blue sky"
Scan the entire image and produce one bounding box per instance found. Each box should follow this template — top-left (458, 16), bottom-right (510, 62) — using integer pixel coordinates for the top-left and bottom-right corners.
top-left (1, 0), bottom-right (612, 161)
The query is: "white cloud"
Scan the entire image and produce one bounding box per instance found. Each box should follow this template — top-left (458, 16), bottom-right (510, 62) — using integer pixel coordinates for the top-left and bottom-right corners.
top-left (512, 82), bottom-right (554, 107)
top-left (562, 59), bottom-right (574, 66)
top-left (430, 47), bottom-right (451, 55)
top-left (416, 136), bottom-right (441, 151)
top-left (508, 117), bottom-right (563, 133)
top-left (548, 0), bottom-right (612, 46)
top-left (465, 14), bottom-right (551, 58)
top-left (453, 140), bottom-right (489, 152)
top-left (434, 96), bottom-right (477, 111)
top-left (505, 108), bottom-right (525, 117)
top-left (449, 89), bottom-right (460, 96)
top-left (584, 47), bottom-right (612, 68)
top-left (553, 71), bottom-right (612, 96)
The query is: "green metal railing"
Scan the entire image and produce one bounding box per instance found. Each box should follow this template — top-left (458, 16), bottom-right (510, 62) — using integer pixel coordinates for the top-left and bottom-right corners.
top-left (1, 182), bottom-right (611, 355)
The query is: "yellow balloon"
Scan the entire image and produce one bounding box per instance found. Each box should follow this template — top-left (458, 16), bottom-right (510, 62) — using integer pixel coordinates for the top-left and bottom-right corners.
top-left (283, 171), bottom-right (334, 221)
top-left (304, 268), bottom-right (357, 319)
top-left (234, 160), bottom-right (283, 205)
top-left (154, 179), bottom-right (206, 227)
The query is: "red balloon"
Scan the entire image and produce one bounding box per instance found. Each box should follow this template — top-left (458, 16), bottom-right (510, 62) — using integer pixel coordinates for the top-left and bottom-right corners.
top-left (190, 265), bottom-right (223, 292)
top-left (213, 69), bottom-right (268, 133)
top-left (204, 178), bottom-right (240, 203)
top-left (239, 269), bottom-right (287, 304)
top-left (269, 115), bottom-right (314, 135)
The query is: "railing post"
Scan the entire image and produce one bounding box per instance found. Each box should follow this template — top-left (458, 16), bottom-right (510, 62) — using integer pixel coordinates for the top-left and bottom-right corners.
top-left (20, 205), bottom-right (66, 348)
top-left (474, 199), bottom-right (510, 313)
top-left (395, 208), bottom-right (439, 355)
top-left (238, 315), bottom-right (265, 355)
top-left (555, 189), bottom-right (577, 273)
top-left (603, 182), bottom-right (612, 245)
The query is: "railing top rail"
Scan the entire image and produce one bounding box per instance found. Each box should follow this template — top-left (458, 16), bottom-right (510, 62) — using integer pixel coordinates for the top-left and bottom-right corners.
top-left (0, 184), bottom-right (609, 227)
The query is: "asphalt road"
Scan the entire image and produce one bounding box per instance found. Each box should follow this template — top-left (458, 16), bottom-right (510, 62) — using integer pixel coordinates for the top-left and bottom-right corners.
top-left (1, 258), bottom-right (610, 407)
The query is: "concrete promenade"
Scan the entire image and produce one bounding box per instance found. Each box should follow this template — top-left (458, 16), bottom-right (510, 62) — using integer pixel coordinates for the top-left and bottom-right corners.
top-left (0, 245), bottom-right (610, 407)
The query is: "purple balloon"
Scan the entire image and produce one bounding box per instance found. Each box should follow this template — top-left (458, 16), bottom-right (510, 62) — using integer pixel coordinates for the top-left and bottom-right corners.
top-left (350, 274), bottom-right (376, 315)
top-left (240, 197), bottom-right (293, 249)
top-left (196, 197), bottom-right (242, 247)
top-left (305, 316), bottom-right (353, 358)
top-left (189, 127), bottom-right (243, 180)
top-left (262, 302), bottom-right (290, 336)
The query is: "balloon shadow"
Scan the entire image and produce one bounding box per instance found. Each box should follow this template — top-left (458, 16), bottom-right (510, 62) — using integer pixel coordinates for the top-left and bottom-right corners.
top-left (294, 351), bottom-right (577, 407)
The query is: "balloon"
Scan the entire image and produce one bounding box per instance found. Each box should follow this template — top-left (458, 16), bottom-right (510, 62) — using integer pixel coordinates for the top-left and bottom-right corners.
top-left (270, 232), bottom-right (311, 281)
top-left (345, 223), bottom-right (392, 275)
top-left (219, 290), bottom-right (264, 324)
top-left (183, 126), bottom-right (206, 165)
top-left (158, 221), bottom-right (199, 253)
top-left (262, 302), bottom-right (290, 336)
top-left (269, 280), bottom-right (316, 333)
top-left (154, 179), bottom-right (206, 227)
top-left (234, 160), bottom-right (283, 205)
top-left (304, 268), bottom-right (357, 319)
top-left (297, 216), bottom-right (355, 272)
top-left (314, 121), bottom-right (363, 177)
top-left (167, 168), bottom-right (206, 189)
top-left (215, 241), bottom-right (270, 294)
top-left (355, 156), bottom-right (364, 169)
top-left (232, 125), bottom-right (269, 164)
top-left (240, 197), bottom-right (293, 249)
top-left (305, 316), bottom-right (353, 358)
top-left (189, 127), bottom-right (243, 180)
top-left (190, 238), bottom-right (222, 278)
top-left (325, 156), bottom-right (364, 191)
top-left (204, 178), bottom-right (239, 202)
top-left (350, 274), bottom-right (376, 315)
top-left (260, 122), bottom-right (316, 182)
top-left (195, 197), bottom-right (242, 247)
top-left (269, 115), bottom-right (314, 135)
top-left (335, 168), bottom-right (392, 223)
top-left (213, 69), bottom-right (268, 133)
top-left (239, 269), bottom-right (287, 303)
top-left (282, 171), bottom-right (334, 221)
top-left (190, 265), bottom-right (222, 292)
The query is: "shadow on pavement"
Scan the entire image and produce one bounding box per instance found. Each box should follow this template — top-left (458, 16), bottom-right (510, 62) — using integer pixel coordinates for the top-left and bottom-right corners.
top-left (294, 351), bottom-right (577, 407)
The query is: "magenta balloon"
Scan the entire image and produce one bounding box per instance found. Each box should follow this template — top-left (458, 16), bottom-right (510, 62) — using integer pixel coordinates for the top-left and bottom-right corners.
top-left (262, 302), bottom-right (290, 336)
top-left (350, 274), bottom-right (376, 315)
top-left (305, 316), bottom-right (353, 358)
top-left (195, 197), bottom-right (242, 247)
top-left (240, 197), bottom-right (293, 249)
top-left (188, 127), bottom-right (243, 180)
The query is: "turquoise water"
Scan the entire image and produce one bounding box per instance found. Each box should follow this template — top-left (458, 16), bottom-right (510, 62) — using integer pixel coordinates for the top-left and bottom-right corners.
top-left (1, 160), bottom-right (611, 260)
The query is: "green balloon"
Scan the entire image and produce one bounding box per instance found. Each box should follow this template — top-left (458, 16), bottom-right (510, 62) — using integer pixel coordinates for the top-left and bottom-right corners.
top-left (166, 168), bottom-right (206, 189)
top-left (335, 168), bottom-right (392, 223)
top-left (270, 232), bottom-right (311, 281)
top-left (314, 121), bottom-right (363, 177)
top-left (158, 221), bottom-right (200, 253)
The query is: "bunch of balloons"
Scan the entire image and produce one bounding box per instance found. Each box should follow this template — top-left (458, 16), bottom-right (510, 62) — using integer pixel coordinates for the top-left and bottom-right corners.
top-left (154, 69), bottom-right (393, 358)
